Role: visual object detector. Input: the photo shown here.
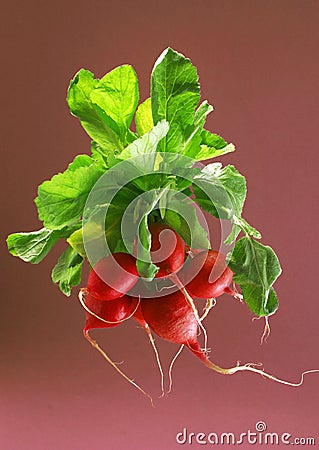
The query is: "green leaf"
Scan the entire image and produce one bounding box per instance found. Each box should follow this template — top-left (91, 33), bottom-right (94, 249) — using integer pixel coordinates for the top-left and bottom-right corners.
top-left (136, 215), bottom-right (159, 279)
top-left (66, 154), bottom-right (94, 171)
top-left (7, 228), bottom-right (62, 264)
top-left (193, 163), bottom-right (261, 243)
top-left (117, 120), bottom-right (169, 168)
top-left (118, 190), bottom-right (165, 279)
top-left (151, 48), bottom-right (200, 153)
top-left (164, 206), bottom-right (210, 249)
top-left (227, 237), bottom-right (281, 316)
top-left (67, 69), bottom-right (122, 152)
top-left (67, 228), bottom-right (86, 257)
top-left (201, 130), bottom-right (231, 149)
top-left (135, 98), bottom-right (154, 136)
top-left (35, 161), bottom-right (104, 230)
top-left (193, 130), bottom-right (235, 161)
top-left (193, 163), bottom-right (247, 220)
top-left (52, 246), bottom-right (84, 296)
top-left (68, 203), bottom-right (125, 257)
top-left (90, 65), bottom-right (139, 147)
top-left (181, 101), bottom-right (213, 157)
top-left (224, 217), bottom-right (261, 245)
top-left (90, 141), bottom-right (108, 167)
top-left (194, 101), bottom-right (214, 127)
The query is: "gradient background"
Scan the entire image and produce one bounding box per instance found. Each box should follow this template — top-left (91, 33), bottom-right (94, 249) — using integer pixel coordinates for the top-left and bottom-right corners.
top-left (1, 1), bottom-right (319, 449)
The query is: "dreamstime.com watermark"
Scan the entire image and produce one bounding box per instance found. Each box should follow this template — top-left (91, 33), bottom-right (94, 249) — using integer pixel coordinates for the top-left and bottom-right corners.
top-left (175, 421), bottom-right (316, 446)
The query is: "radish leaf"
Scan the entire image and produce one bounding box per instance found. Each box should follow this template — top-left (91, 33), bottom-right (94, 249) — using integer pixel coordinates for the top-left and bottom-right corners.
top-left (151, 48), bottom-right (200, 153)
top-left (193, 163), bottom-right (247, 219)
top-left (90, 65), bottom-right (139, 147)
top-left (164, 206), bottom-right (210, 249)
top-left (135, 98), bottom-right (153, 136)
top-left (35, 161), bottom-right (104, 230)
top-left (228, 237), bottom-right (281, 316)
top-left (52, 246), bottom-right (84, 296)
top-left (7, 228), bottom-right (63, 264)
top-left (67, 69), bottom-right (122, 153)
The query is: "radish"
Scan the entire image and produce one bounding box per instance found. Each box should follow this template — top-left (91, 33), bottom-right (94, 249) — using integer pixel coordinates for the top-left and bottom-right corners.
top-left (141, 291), bottom-right (199, 347)
top-left (140, 291), bottom-right (319, 387)
top-left (147, 222), bottom-right (209, 350)
top-left (149, 222), bottom-right (185, 278)
top-left (87, 252), bottom-right (139, 301)
top-left (84, 293), bottom-right (138, 331)
top-left (183, 250), bottom-right (236, 299)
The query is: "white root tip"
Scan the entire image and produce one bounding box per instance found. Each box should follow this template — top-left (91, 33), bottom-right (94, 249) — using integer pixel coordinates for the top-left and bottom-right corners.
top-left (260, 316), bottom-right (271, 345)
top-left (205, 356), bottom-right (319, 387)
top-left (144, 324), bottom-right (165, 398)
top-left (167, 345), bottom-right (184, 394)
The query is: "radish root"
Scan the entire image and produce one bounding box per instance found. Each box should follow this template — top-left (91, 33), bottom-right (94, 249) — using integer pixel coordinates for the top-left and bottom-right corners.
top-left (144, 324), bottom-right (165, 398)
top-left (252, 315), bottom-right (272, 345)
top-left (84, 330), bottom-right (154, 405)
top-left (201, 298), bottom-right (216, 321)
top-left (167, 345), bottom-right (184, 394)
top-left (260, 316), bottom-right (271, 345)
top-left (167, 298), bottom-right (216, 395)
top-left (189, 342), bottom-right (319, 387)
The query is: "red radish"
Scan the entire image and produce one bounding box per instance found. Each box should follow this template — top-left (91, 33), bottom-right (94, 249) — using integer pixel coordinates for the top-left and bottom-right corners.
top-left (141, 291), bottom-right (199, 348)
top-left (84, 294), bottom-right (138, 331)
top-left (87, 252), bottom-right (139, 301)
top-left (149, 222), bottom-right (185, 278)
top-left (141, 291), bottom-right (318, 387)
top-left (183, 250), bottom-right (234, 299)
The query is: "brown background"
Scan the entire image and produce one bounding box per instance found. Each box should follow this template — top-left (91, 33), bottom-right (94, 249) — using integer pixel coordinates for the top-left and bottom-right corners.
top-left (1, 1), bottom-right (319, 449)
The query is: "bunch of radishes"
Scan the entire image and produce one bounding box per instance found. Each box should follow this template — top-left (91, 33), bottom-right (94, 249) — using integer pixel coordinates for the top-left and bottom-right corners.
top-left (7, 47), bottom-right (318, 404)
top-left (80, 221), bottom-right (315, 403)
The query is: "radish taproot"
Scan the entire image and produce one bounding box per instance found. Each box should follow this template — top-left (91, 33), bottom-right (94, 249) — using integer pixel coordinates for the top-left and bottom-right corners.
top-left (87, 252), bottom-right (139, 301)
top-left (149, 222), bottom-right (185, 278)
top-left (133, 302), bottom-right (165, 396)
top-left (140, 291), bottom-right (319, 387)
top-left (78, 291), bottom-right (154, 403)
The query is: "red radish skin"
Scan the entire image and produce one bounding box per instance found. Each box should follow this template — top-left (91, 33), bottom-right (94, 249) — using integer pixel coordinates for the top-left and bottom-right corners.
top-left (184, 250), bottom-right (234, 299)
top-left (87, 252), bottom-right (139, 301)
top-left (84, 294), bottom-right (138, 331)
top-left (141, 291), bottom-right (319, 387)
top-left (149, 222), bottom-right (185, 278)
top-left (141, 291), bottom-right (199, 348)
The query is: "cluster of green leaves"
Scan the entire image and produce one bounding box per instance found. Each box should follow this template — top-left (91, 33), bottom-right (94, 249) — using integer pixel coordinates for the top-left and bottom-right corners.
top-left (6, 47), bottom-right (281, 317)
